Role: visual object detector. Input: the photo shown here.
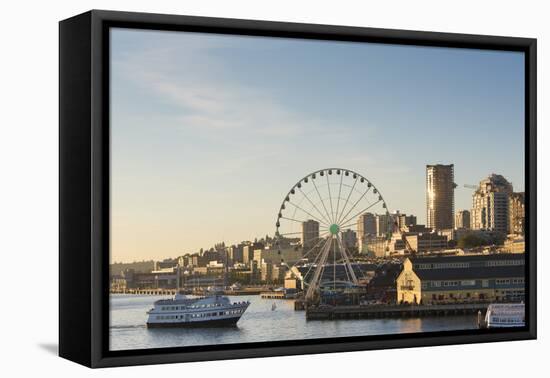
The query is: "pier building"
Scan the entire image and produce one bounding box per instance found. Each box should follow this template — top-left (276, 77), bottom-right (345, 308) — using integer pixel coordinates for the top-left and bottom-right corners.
top-left (396, 254), bottom-right (525, 304)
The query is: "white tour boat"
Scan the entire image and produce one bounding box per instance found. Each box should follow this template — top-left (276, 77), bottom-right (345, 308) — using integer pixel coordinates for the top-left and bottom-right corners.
top-left (146, 293), bottom-right (250, 328)
top-left (484, 303), bottom-right (525, 328)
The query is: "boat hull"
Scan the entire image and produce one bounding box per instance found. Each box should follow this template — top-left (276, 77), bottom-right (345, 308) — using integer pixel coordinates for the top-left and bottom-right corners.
top-left (487, 322), bottom-right (526, 328)
top-left (147, 316), bottom-right (241, 328)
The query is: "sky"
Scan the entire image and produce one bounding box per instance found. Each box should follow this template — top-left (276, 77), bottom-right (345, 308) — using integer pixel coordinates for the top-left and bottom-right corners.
top-left (110, 28), bottom-right (525, 263)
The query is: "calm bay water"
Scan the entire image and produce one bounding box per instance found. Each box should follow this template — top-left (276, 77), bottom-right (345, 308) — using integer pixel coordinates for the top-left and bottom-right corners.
top-left (110, 294), bottom-right (478, 351)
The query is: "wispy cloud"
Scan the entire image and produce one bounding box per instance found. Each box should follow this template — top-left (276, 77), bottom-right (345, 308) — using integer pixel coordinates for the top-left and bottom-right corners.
top-left (111, 30), bottom-right (386, 182)
top-left (112, 39), bottom-right (331, 140)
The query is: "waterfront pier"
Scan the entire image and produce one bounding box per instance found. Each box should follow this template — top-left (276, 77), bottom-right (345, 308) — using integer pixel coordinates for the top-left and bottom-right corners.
top-left (110, 288), bottom-right (264, 296)
top-left (306, 303), bottom-right (489, 320)
top-left (110, 288), bottom-right (178, 295)
top-left (260, 291), bottom-right (287, 299)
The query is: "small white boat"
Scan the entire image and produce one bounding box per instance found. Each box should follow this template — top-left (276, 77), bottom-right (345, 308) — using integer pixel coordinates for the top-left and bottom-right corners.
top-left (485, 303), bottom-right (525, 328)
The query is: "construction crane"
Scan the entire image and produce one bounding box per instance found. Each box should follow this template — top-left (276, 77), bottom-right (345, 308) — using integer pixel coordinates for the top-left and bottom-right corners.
top-left (393, 220), bottom-right (416, 254)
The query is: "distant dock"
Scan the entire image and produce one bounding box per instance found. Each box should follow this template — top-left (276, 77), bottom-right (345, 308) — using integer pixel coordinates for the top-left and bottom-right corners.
top-left (260, 290), bottom-right (298, 299)
top-left (306, 303), bottom-right (488, 320)
top-left (260, 291), bottom-right (287, 299)
top-left (110, 288), bottom-right (264, 296)
top-left (110, 289), bottom-right (178, 295)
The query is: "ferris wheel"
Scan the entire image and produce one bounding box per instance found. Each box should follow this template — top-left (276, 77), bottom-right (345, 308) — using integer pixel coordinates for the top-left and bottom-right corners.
top-left (273, 168), bottom-right (392, 302)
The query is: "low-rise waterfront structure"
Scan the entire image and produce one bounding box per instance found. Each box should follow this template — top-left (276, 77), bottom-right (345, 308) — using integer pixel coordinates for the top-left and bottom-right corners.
top-left (287, 263), bottom-right (376, 290)
top-left (367, 262), bottom-right (403, 303)
top-left (132, 269), bottom-right (179, 289)
top-left (110, 274), bottom-right (127, 292)
top-left (396, 254), bottom-right (525, 304)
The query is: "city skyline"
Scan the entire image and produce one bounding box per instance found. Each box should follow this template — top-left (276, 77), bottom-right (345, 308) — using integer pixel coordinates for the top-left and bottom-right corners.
top-left (111, 28), bottom-right (525, 263)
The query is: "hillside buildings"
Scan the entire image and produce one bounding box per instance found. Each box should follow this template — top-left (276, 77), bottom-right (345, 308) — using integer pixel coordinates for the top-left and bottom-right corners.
top-left (110, 165), bottom-right (527, 294)
top-left (227, 245), bottom-right (244, 264)
top-left (253, 247), bottom-right (302, 266)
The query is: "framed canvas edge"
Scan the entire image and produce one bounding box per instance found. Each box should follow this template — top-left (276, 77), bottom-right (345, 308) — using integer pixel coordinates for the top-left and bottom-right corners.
top-left (58, 9), bottom-right (537, 368)
top-left (59, 10), bottom-right (93, 367)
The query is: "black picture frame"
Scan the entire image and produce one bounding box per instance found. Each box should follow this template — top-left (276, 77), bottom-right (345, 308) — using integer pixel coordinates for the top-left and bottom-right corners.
top-left (59, 9), bottom-right (537, 368)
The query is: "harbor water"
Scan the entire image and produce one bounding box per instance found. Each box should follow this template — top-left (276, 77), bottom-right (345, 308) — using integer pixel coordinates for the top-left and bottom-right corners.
top-left (110, 294), bottom-right (478, 351)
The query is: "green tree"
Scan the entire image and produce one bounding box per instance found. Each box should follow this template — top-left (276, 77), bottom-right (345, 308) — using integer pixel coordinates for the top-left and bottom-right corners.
top-left (457, 234), bottom-right (486, 248)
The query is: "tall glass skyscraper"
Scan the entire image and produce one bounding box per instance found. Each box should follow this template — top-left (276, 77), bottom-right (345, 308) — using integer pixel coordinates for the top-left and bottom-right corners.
top-left (426, 164), bottom-right (455, 230)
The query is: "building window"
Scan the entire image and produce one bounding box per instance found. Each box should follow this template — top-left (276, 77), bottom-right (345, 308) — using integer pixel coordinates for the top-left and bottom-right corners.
top-left (443, 281), bottom-right (459, 287)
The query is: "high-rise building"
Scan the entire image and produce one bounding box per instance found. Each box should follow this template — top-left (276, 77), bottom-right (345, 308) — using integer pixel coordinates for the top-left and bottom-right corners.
top-left (394, 212), bottom-right (417, 231)
top-left (509, 192), bottom-right (525, 235)
top-left (301, 219), bottom-right (320, 249)
top-left (455, 210), bottom-right (471, 229)
top-left (357, 212), bottom-right (376, 240)
top-left (376, 213), bottom-right (393, 237)
top-left (341, 229), bottom-right (357, 249)
top-left (471, 174), bottom-right (513, 233)
top-left (426, 164), bottom-right (455, 230)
